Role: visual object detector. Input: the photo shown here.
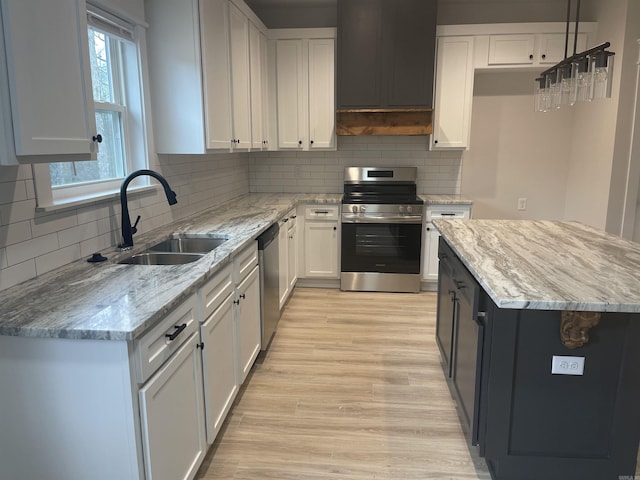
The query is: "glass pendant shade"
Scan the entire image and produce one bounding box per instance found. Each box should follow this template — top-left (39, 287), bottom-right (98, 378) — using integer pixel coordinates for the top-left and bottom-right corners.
top-left (591, 51), bottom-right (614, 99)
top-left (571, 57), bottom-right (592, 104)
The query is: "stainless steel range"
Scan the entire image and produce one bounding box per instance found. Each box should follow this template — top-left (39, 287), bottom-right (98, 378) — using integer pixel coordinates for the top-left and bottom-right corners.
top-left (341, 167), bottom-right (424, 293)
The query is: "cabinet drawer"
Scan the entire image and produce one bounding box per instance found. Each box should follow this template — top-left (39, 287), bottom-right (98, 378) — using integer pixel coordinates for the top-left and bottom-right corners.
top-left (200, 263), bottom-right (234, 321)
top-left (304, 205), bottom-right (339, 221)
top-left (134, 295), bottom-right (199, 384)
top-left (427, 205), bottom-right (471, 222)
top-left (488, 34), bottom-right (535, 65)
top-left (233, 241), bottom-right (258, 283)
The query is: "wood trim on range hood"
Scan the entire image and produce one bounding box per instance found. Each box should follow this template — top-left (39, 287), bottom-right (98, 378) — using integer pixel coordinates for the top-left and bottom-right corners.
top-left (335, 109), bottom-right (433, 136)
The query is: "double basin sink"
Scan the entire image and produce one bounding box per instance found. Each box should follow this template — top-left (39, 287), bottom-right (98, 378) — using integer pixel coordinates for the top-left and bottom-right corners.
top-left (119, 235), bottom-right (228, 265)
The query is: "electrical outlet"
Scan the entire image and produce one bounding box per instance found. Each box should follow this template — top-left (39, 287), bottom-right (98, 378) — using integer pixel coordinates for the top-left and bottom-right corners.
top-left (551, 355), bottom-right (585, 375)
top-left (517, 197), bottom-right (527, 211)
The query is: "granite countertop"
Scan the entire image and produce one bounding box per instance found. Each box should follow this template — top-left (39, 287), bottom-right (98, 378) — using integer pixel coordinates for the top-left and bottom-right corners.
top-left (434, 219), bottom-right (640, 313)
top-left (0, 193), bottom-right (342, 341)
top-left (420, 194), bottom-right (474, 205)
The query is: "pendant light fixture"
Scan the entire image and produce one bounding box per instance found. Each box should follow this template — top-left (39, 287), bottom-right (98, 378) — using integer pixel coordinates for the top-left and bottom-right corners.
top-left (534, 0), bottom-right (615, 112)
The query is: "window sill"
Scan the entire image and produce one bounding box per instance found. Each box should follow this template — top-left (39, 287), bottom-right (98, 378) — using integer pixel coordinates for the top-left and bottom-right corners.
top-left (35, 184), bottom-right (158, 213)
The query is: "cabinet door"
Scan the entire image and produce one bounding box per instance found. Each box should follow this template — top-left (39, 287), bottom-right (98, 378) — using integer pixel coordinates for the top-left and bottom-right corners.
top-left (288, 223), bottom-right (298, 292)
top-left (248, 21), bottom-right (264, 150)
top-left (436, 255), bottom-right (456, 377)
top-left (538, 33), bottom-right (587, 65)
top-left (228, 2), bottom-right (251, 149)
top-left (259, 31), bottom-right (270, 149)
top-left (337, 0), bottom-right (382, 108)
top-left (432, 36), bottom-right (474, 150)
top-left (2, 0), bottom-right (97, 157)
top-left (278, 219), bottom-right (289, 309)
top-left (304, 221), bottom-right (339, 278)
top-left (276, 39), bottom-right (305, 149)
top-left (488, 34), bottom-right (535, 65)
top-left (308, 39), bottom-right (336, 150)
top-left (139, 333), bottom-right (207, 480)
top-left (200, 0), bottom-right (233, 150)
top-left (201, 293), bottom-right (238, 444)
top-left (236, 265), bottom-right (261, 383)
top-left (423, 223), bottom-right (441, 281)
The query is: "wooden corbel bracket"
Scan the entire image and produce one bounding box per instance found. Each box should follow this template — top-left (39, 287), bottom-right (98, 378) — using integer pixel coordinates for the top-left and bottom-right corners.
top-left (560, 311), bottom-right (601, 349)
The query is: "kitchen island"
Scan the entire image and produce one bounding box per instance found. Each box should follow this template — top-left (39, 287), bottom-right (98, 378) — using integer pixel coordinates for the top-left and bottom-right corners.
top-left (433, 219), bottom-right (640, 480)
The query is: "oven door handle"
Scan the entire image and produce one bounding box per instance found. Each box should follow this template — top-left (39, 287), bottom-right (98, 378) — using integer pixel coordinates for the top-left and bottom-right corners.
top-left (341, 214), bottom-right (423, 224)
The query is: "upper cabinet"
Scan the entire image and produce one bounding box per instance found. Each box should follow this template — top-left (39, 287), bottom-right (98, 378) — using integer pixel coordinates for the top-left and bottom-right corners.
top-left (431, 22), bottom-right (596, 151)
top-left (337, 0), bottom-right (437, 109)
top-left (432, 36), bottom-right (475, 150)
top-left (146, 0), bottom-right (269, 154)
top-left (272, 29), bottom-right (336, 151)
top-left (0, 0), bottom-right (99, 165)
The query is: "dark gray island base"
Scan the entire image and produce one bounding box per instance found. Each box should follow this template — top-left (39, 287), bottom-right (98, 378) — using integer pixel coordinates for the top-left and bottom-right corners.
top-left (434, 221), bottom-right (640, 480)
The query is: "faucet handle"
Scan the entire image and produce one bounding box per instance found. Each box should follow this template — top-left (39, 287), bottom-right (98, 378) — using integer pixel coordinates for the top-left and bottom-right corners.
top-left (131, 215), bottom-right (141, 235)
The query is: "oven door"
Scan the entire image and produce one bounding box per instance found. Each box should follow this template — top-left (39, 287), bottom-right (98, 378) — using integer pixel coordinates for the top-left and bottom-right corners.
top-left (341, 221), bottom-right (422, 274)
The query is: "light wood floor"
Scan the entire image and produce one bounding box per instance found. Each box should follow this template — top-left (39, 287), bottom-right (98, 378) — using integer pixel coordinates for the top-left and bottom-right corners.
top-left (195, 288), bottom-right (491, 480)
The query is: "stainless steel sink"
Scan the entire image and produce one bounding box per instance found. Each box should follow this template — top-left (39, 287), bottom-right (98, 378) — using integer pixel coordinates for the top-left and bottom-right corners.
top-left (119, 252), bottom-right (204, 265)
top-left (148, 235), bottom-right (229, 254)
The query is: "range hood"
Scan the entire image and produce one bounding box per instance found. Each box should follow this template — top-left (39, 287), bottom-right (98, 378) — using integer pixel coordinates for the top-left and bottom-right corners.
top-left (335, 109), bottom-right (433, 136)
top-left (336, 0), bottom-right (437, 136)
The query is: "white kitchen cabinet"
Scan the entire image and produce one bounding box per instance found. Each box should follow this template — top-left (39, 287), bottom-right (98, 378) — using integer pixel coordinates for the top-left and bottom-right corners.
top-left (146, 0), bottom-right (267, 154)
top-left (431, 36), bottom-right (475, 150)
top-left (139, 331), bottom-right (207, 480)
top-left (199, 264), bottom-right (237, 445)
top-left (537, 33), bottom-right (588, 65)
top-left (249, 22), bottom-right (269, 149)
top-left (228, 2), bottom-right (251, 149)
top-left (273, 29), bottom-right (336, 151)
top-left (0, 0), bottom-right (98, 163)
top-left (422, 204), bottom-right (472, 283)
top-left (235, 264), bottom-right (261, 383)
top-left (488, 34), bottom-right (536, 65)
top-left (232, 243), bottom-right (260, 383)
top-left (278, 209), bottom-right (298, 309)
top-left (302, 205), bottom-right (340, 278)
top-left (287, 217), bottom-right (298, 292)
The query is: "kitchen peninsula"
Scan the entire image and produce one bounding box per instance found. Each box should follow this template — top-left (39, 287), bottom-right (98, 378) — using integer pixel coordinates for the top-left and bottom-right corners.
top-left (434, 219), bottom-right (640, 480)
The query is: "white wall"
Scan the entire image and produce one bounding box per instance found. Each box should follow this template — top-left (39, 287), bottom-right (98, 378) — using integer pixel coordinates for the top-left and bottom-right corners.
top-left (460, 71), bottom-right (573, 220)
top-left (0, 155), bottom-right (249, 292)
top-left (249, 136), bottom-right (463, 195)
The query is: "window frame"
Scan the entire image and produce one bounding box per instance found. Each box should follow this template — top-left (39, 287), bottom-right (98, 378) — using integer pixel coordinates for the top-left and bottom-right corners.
top-left (32, 4), bottom-right (153, 211)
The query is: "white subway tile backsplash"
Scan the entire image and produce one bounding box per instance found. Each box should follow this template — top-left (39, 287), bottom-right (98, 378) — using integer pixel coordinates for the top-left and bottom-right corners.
top-left (31, 210), bottom-right (78, 238)
top-left (6, 233), bottom-right (59, 266)
top-left (0, 260), bottom-right (36, 291)
top-left (0, 220), bottom-right (32, 246)
top-left (36, 244), bottom-right (82, 276)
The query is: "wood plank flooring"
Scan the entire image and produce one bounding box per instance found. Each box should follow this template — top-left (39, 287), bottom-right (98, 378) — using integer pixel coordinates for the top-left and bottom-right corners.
top-left (195, 288), bottom-right (492, 480)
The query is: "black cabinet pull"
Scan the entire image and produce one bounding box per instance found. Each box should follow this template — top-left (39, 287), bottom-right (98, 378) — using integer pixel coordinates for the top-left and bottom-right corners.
top-left (455, 280), bottom-right (466, 289)
top-left (298, 140), bottom-right (303, 145)
top-left (441, 213), bottom-right (456, 216)
top-left (282, 218), bottom-right (289, 223)
top-left (426, 227), bottom-right (431, 231)
top-left (165, 323), bottom-right (187, 341)
top-left (529, 54), bottom-right (534, 60)
top-left (434, 140), bottom-right (438, 144)
top-left (333, 226), bottom-right (337, 231)
top-left (196, 342), bottom-right (205, 350)
top-left (541, 54), bottom-right (546, 59)
top-left (233, 299), bottom-right (240, 305)
top-left (240, 293), bottom-right (246, 300)
top-left (291, 215), bottom-right (297, 219)
top-left (92, 134), bottom-right (103, 143)
top-left (310, 140), bottom-right (314, 144)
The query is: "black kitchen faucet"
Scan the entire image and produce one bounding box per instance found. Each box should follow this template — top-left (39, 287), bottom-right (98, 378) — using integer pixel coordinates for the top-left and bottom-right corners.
top-left (119, 169), bottom-right (177, 249)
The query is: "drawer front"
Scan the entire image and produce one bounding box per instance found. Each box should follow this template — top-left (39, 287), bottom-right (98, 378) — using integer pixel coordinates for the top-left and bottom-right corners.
top-left (233, 242), bottom-right (258, 283)
top-left (200, 263), bottom-right (234, 321)
top-left (427, 205), bottom-right (472, 222)
top-left (304, 205), bottom-right (340, 221)
top-left (135, 294), bottom-right (199, 384)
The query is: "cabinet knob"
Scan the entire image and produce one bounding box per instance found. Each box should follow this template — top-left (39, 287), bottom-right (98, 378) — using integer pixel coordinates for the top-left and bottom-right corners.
top-left (310, 140), bottom-right (314, 145)
top-left (529, 54), bottom-right (534, 60)
top-left (541, 54), bottom-right (546, 59)
top-left (333, 226), bottom-right (337, 231)
top-left (426, 227), bottom-right (430, 231)
top-left (434, 140), bottom-right (438, 144)
top-left (298, 140), bottom-right (302, 145)
top-left (92, 134), bottom-right (103, 143)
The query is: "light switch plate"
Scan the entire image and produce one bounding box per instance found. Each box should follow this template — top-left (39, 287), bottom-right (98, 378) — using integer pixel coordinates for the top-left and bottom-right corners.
top-left (551, 355), bottom-right (585, 375)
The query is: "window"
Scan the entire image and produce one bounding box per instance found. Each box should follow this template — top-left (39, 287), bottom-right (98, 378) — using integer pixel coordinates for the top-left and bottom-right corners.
top-left (33, 5), bottom-right (149, 209)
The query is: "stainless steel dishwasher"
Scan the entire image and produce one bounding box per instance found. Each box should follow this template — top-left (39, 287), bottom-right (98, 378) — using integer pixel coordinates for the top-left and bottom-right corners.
top-left (258, 223), bottom-right (280, 350)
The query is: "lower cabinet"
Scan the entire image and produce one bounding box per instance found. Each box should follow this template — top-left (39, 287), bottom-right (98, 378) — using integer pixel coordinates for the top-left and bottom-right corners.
top-left (436, 237), bottom-right (485, 446)
top-left (423, 204), bottom-right (471, 282)
top-left (301, 204), bottom-right (340, 278)
top-left (278, 209), bottom-right (298, 309)
top-left (138, 332), bottom-right (207, 480)
top-left (235, 263), bottom-right (261, 383)
top-left (199, 263), bottom-right (236, 445)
